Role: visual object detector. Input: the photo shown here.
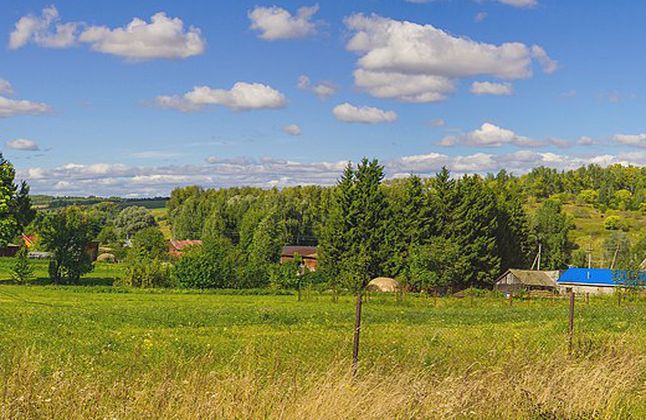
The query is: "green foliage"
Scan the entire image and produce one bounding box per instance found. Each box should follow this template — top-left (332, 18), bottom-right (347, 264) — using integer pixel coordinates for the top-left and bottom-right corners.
top-left (39, 206), bottom-right (95, 284)
top-left (576, 189), bottom-right (599, 206)
top-left (407, 239), bottom-right (466, 291)
top-left (0, 155), bottom-right (35, 247)
top-left (603, 232), bottom-right (632, 269)
top-left (173, 237), bottom-right (238, 289)
top-left (603, 215), bottom-right (623, 230)
top-left (114, 206), bottom-right (157, 238)
top-left (532, 199), bottom-right (575, 270)
top-left (127, 227), bottom-right (168, 261)
top-left (10, 247), bottom-right (33, 284)
top-left (116, 259), bottom-right (173, 288)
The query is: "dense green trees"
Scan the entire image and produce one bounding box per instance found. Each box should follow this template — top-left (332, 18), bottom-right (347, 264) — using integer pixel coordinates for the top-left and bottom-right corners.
top-left (0, 154), bottom-right (35, 246)
top-left (114, 206), bottom-right (157, 239)
top-left (39, 206), bottom-right (95, 284)
top-left (531, 199), bottom-right (574, 270)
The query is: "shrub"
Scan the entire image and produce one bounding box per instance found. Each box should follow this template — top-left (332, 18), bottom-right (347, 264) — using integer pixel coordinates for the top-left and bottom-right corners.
top-left (116, 259), bottom-right (173, 288)
top-left (604, 215), bottom-right (622, 230)
top-left (11, 247), bottom-right (33, 284)
top-left (173, 237), bottom-right (238, 289)
top-left (128, 227), bottom-right (168, 261)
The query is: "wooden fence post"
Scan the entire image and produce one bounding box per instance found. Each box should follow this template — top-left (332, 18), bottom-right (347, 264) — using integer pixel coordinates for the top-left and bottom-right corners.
top-left (568, 290), bottom-right (575, 354)
top-left (585, 292), bottom-right (589, 305)
top-left (351, 292), bottom-right (363, 378)
top-left (508, 292), bottom-right (513, 306)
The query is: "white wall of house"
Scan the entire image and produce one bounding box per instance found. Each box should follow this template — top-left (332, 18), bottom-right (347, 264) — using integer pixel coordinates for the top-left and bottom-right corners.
top-left (557, 284), bottom-right (616, 295)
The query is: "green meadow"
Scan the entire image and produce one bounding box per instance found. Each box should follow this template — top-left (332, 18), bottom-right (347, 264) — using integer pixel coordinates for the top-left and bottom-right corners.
top-left (0, 285), bottom-right (644, 418)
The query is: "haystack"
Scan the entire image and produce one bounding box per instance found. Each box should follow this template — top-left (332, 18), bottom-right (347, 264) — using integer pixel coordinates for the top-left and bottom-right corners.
top-left (97, 253), bottom-right (117, 263)
top-left (367, 277), bottom-right (400, 292)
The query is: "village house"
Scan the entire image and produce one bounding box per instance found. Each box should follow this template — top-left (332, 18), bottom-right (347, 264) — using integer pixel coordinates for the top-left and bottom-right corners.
top-left (168, 239), bottom-right (203, 258)
top-left (494, 269), bottom-right (560, 293)
top-left (556, 268), bottom-right (644, 295)
top-left (280, 246), bottom-right (317, 271)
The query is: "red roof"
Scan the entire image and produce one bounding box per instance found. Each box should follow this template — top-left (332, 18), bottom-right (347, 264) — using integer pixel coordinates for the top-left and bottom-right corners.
top-left (281, 246), bottom-right (317, 259)
top-left (169, 240), bottom-right (203, 255)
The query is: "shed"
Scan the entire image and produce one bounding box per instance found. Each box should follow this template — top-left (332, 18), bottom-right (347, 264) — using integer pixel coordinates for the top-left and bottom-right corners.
top-left (280, 246), bottom-right (317, 271)
top-left (494, 269), bottom-right (559, 293)
top-left (367, 277), bottom-right (400, 292)
top-left (557, 268), bottom-right (645, 295)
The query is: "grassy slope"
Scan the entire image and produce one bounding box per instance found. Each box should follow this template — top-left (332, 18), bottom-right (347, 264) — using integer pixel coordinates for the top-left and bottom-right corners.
top-left (0, 287), bottom-right (643, 417)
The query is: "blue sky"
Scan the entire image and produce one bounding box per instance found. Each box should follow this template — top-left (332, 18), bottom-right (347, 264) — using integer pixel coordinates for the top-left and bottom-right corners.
top-left (2, 0), bottom-right (646, 196)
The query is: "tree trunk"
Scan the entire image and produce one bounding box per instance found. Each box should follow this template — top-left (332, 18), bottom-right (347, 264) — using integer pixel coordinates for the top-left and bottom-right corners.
top-left (351, 292), bottom-right (363, 377)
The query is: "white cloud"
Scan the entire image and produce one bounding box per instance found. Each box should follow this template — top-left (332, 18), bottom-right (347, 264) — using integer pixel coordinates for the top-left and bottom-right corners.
top-left (249, 5), bottom-right (319, 40)
top-left (284, 124), bottom-right (302, 136)
top-left (297, 75), bottom-right (336, 98)
top-left (353, 69), bottom-right (455, 103)
top-left (5, 139), bottom-right (40, 151)
top-left (0, 80), bottom-right (13, 96)
top-left (8, 6), bottom-right (78, 49)
top-left (9, 7), bottom-right (204, 60)
top-left (0, 96), bottom-right (51, 118)
top-left (471, 81), bottom-right (513, 96)
top-left (332, 103), bottom-right (397, 124)
top-left (498, 0), bottom-right (537, 8)
top-left (530, 45), bottom-right (558, 74)
top-left (613, 133), bottom-right (646, 147)
top-left (79, 12), bottom-right (205, 59)
top-left (344, 14), bottom-right (555, 103)
top-left (439, 122), bottom-right (564, 148)
top-left (20, 149), bottom-right (646, 197)
top-left (155, 82), bottom-right (287, 112)
top-left (577, 136), bottom-right (595, 146)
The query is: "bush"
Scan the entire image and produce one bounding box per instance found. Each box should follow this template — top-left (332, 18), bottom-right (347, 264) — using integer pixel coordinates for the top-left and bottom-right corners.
top-left (128, 226), bottom-right (168, 261)
top-left (173, 237), bottom-right (238, 289)
top-left (604, 215), bottom-right (622, 230)
top-left (116, 259), bottom-right (173, 288)
top-left (11, 247), bottom-right (33, 284)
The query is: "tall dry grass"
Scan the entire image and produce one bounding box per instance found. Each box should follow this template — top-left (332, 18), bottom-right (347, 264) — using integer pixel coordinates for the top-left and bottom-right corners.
top-left (1, 346), bottom-right (644, 419)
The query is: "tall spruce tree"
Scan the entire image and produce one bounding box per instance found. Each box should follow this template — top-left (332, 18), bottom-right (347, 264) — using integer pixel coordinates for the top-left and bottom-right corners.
top-left (531, 198), bottom-right (574, 269)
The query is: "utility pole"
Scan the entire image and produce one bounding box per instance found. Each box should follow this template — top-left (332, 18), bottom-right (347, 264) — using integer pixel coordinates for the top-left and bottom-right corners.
top-left (537, 243), bottom-right (542, 271)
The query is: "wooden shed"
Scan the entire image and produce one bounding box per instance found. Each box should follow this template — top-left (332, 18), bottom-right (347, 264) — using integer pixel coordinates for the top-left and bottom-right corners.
top-left (494, 269), bottom-right (559, 293)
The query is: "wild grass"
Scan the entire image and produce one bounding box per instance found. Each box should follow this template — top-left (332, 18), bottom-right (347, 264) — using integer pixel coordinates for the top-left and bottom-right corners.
top-left (0, 257), bottom-right (123, 285)
top-left (0, 287), bottom-right (644, 418)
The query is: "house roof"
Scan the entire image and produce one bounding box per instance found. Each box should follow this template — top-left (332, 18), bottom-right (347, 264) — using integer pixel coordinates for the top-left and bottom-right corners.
top-left (169, 240), bottom-right (203, 251)
top-left (557, 268), bottom-right (645, 287)
top-left (281, 246), bottom-right (317, 259)
top-left (497, 269), bottom-right (558, 288)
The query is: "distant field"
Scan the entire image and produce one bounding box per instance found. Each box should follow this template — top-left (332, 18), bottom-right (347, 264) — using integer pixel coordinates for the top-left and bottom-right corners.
top-left (0, 286), bottom-right (643, 417)
top-left (0, 257), bottom-right (123, 285)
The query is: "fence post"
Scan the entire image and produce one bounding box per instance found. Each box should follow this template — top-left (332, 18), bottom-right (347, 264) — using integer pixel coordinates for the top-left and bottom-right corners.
top-left (508, 291), bottom-right (513, 306)
top-left (585, 292), bottom-right (589, 305)
top-left (568, 290), bottom-right (575, 354)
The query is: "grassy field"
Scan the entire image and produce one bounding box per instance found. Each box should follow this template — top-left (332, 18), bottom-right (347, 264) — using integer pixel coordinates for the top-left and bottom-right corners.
top-left (0, 286), bottom-right (643, 418)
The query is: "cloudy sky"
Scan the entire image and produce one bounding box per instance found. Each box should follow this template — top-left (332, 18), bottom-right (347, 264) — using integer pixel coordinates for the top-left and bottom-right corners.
top-left (2, 0), bottom-right (646, 196)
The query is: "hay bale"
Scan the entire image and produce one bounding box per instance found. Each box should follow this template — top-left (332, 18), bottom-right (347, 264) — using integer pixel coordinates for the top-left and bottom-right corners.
top-left (367, 277), bottom-right (400, 292)
top-left (97, 253), bottom-right (117, 263)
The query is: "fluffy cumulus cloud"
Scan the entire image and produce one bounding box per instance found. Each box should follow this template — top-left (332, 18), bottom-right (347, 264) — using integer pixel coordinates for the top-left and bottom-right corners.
top-left (249, 5), bottom-right (319, 40)
top-left (284, 124), bottom-right (302, 136)
top-left (613, 133), bottom-right (646, 147)
top-left (333, 103), bottom-right (397, 124)
top-left (9, 6), bottom-right (205, 60)
top-left (155, 82), bottom-right (287, 112)
top-left (5, 139), bottom-right (40, 151)
top-left (344, 14), bottom-right (556, 102)
top-left (471, 81), bottom-right (513, 96)
top-left (439, 122), bottom-right (568, 148)
top-left (78, 12), bottom-right (205, 59)
top-left (0, 96), bottom-right (51, 118)
top-left (297, 75), bottom-right (336, 98)
top-left (8, 5), bottom-right (78, 49)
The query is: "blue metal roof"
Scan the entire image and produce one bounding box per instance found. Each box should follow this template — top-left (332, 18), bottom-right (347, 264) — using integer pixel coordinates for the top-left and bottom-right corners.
top-left (558, 268), bottom-right (645, 286)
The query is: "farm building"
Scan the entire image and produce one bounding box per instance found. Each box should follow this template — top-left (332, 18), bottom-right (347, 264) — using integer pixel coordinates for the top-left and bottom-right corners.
top-left (367, 277), bottom-right (400, 292)
top-left (494, 269), bottom-right (559, 293)
top-left (280, 246), bottom-right (317, 271)
top-left (557, 268), bottom-right (645, 295)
